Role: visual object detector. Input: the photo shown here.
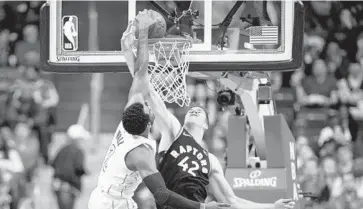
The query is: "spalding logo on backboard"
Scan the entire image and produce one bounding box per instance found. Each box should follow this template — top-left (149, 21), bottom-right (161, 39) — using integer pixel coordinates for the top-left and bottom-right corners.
top-left (62, 15), bottom-right (79, 51)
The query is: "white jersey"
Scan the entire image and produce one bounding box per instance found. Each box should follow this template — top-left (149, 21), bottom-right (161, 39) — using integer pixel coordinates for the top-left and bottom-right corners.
top-left (96, 121), bottom-right (156, 199)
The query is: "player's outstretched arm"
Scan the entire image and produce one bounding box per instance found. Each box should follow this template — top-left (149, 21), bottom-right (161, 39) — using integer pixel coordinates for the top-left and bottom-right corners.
top-left (126, 145), bottom-right (230, 209)
top-left (122, 11), bottom-right (155, 110)
top-left (127, 26), bottom-right (149, 100)
top-left (128, 11), bottom-right (182, 149)
top-left (121, 11), bottom-right (181, 149)
top-left (207, 154), bottom-right (295, 209)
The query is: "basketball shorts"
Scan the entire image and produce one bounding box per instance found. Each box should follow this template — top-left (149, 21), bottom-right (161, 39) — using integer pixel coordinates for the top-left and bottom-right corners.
top-left (88, 187), bottom-right (138, 209)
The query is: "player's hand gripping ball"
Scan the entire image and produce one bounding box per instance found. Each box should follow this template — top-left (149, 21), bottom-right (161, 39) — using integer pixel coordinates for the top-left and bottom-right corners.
top-left (134, 9), bottom-right (166, 39)
top-left (121, 20), bottom-right (137, 52)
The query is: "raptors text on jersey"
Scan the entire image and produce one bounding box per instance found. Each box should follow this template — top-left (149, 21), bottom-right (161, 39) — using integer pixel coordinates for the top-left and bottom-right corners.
top-left (170, 144), bottom-right (209, 176)
top-left (158, 129), bottom-right (211, 203)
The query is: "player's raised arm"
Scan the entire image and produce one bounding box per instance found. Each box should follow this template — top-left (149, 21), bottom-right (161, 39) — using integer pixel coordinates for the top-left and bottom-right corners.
top-left (122, 10), bottom-right (155, 110)
top-left (122, 11), bottom-right (181, 145)
top-left (126, 145), bottom-right (230, 209)
top-left (207, 154), bottom-right (295, 209)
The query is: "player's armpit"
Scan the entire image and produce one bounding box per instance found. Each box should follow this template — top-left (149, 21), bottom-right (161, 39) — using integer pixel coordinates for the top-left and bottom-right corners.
top-left (124, 93), bottom-right (145, 111)
top-left (146, 87), bottom-right (182, 152)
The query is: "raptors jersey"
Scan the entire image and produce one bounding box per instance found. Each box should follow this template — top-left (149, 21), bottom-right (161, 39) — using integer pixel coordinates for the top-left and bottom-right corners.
top-left (158, 129), bottom-right (211, 206)
top-left (96, 122), bottom-right (156, 199)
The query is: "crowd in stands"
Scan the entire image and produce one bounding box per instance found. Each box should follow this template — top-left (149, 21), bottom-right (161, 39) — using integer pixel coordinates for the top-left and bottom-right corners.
top-left (0, 1), bottom-right (59, 208)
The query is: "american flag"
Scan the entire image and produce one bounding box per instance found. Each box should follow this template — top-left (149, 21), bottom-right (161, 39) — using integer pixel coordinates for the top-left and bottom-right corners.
top-left (248, 26), bottom-right (278, 45)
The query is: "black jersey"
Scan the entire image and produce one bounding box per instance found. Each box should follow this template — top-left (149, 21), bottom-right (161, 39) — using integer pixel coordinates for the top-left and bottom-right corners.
top-left (158, 129), bottom-right (211, 206)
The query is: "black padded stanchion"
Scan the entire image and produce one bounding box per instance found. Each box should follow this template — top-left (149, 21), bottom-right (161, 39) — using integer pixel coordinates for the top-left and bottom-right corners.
top-left (225, 114), bottom-right (300, 208)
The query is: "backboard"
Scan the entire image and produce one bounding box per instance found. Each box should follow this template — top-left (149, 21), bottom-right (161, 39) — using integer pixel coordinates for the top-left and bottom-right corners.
top-left (40, 1), bottom-right (304, 73)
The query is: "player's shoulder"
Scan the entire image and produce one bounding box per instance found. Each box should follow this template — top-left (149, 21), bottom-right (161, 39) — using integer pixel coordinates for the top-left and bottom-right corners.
top-left (208, 152), bottom-right (219, 164)
top-left (126, 143), bottom-right (155, 165)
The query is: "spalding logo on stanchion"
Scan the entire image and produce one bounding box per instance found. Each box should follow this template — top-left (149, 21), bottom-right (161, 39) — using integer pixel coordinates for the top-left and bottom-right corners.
top-left (249, 170), bottom-right (262, 178)
top-left (231, 169), bottom-right (285, 189)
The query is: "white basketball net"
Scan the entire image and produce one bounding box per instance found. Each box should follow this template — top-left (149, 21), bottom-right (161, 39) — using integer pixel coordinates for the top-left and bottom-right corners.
top-left (148, 39), bottom-right (191, 107)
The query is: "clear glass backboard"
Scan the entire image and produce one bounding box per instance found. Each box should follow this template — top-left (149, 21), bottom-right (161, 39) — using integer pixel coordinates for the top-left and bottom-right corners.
top-left (40, 0), bottom-right (304, 73)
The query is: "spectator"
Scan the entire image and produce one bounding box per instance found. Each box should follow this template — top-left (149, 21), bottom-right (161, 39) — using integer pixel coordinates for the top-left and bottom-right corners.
top-left (324, 42), bottom-right (349, 79)
top-left (52, 124), bottom-right (89, 209)
top-left (338, 62), bottom-right (363, 106)
top-left (6, 86), bottom-right (38, 130)
top-left (355, 33), bottom-right (363, 61)
top-left (0, 29), bottom-right (10, 66)
top-left (26, 1), bottom-right (42, 25)
top-left (5, 80), bottom-right (52, 170)
top-left (29, 67), bottom-right (59, 111)
top-left (298, 144), bottom-right (317, 163)
top-left (319, 156), bottom-right (341, 202)
top-left (318, 138), bottom-right (340, 159)
top-left (330, 174), bottom-right (363, 209)
top-left (0, 81), bottom-right (11, 129)
top-left (297, 59), bottom-right (338, 107)
top-left (336, 144), bottom-right (354, 177)
top-left (318, 111), bottom-right (351, 147)
top-left (296, 136), bottom-right (310, 169)
top-left (304, 35), bottom-right (325, 74)
top-left (29, 66), bottom-right (59, 148)
top-left (0, 170), bottom-right (11, 209)
top-left (305, 2), bottom-right (332, 37)
top-left (299, 157), bottom-right (320, 196)
top-left (13, 24), bottom-right (40, 67)
top-left (9, 66), bottom-right (56, 165)
top-left (338, 62), bottom-right (363, 142)
top-left (0, 132), bottom-right (24, 174)
top-left (353, 158), bottom-right (363, 198)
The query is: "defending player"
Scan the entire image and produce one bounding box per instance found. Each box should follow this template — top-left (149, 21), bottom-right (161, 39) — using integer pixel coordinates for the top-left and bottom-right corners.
top-left (87, 11), bottom-right (230, 209)
top-left (123, 9), bottom-right (296, 209)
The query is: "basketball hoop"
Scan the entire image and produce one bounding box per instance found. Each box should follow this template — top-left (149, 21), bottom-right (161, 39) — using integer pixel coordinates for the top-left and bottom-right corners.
top-left (148, 37), bottom-right (192, 107)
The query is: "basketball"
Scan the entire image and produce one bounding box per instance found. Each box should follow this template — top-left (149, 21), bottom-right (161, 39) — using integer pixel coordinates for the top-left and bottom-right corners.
top-left (135, 10), bottom-right (166, 39)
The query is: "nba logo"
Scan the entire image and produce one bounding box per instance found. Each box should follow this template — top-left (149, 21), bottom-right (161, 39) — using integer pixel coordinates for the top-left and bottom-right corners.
top-left (62, 15), bottom-right (78, 51)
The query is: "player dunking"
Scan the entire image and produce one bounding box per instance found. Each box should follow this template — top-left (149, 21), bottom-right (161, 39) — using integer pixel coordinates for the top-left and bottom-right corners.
top-left (63, 16), bottom-right (77, 50)
top-left (123, 9), bottom-right (296, 209)
top-left (87, 11), bottom-right (230, 209)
